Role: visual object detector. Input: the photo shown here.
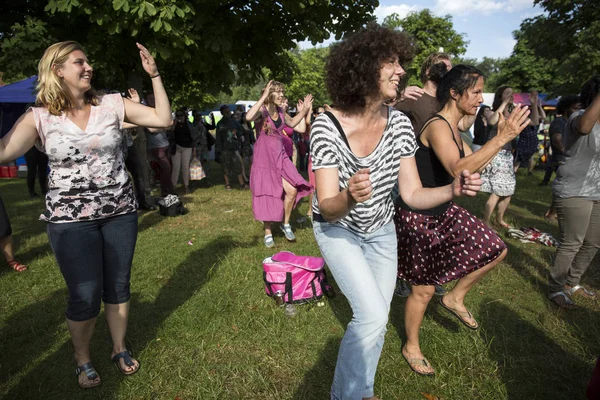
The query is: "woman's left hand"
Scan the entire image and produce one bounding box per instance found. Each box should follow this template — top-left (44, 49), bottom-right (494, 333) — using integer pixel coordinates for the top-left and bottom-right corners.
top-left (127, 88), bottom-right (141, 103)
top-left (137, 42), bottom-right (158, 77)
top-left (453, 170), bottom-right (482, 197)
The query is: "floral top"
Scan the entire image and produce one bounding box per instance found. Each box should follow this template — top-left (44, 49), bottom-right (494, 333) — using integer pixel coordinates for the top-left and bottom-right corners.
top-left (31, 93), bottom-right (136, 223)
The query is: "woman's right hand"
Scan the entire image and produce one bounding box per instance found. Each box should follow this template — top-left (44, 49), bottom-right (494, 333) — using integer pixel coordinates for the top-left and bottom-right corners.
top-left (497, 104), bottom-right (531, 143)
top-left (348, 169), bottom-right (372, 203)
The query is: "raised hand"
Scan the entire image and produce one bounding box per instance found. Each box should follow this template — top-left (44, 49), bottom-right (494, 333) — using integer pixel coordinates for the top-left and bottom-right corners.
top-left (303, 94), bottom-right (314, 111)
top-left (127, 88), bottom-right (141, 103)
top-left (136, 43), bottom-right (158, 77)
top-left (261, 80), bottom-right (273, 100)
top-left (452, 170), bottom-right (482, 198)
top-left (497, 104), bottom-right (531, 143)
top-left (400, 86), bottom-right (424, 102)
top-left (348, 169), bottom-right (372, 203)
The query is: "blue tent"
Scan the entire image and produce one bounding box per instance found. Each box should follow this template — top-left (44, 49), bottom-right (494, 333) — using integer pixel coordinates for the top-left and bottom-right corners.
top-left (0, 76), bottom-right (38, 168)
top-left (0, 76), bottom-right (37, 103)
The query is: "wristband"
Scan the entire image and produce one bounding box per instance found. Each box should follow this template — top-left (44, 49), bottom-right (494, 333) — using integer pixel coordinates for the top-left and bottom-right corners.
top-left (150, 73), bottom-right (160, 79)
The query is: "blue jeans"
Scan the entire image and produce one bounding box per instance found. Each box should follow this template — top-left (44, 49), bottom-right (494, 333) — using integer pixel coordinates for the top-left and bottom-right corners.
top-left (47, 212), bottom-right (138, 321)
top-left (313, 221), bottom-right (397, 400)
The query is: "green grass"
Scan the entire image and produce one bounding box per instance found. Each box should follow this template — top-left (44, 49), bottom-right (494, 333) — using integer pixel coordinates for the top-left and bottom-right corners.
top-left (1, 165), bottom-right (599, 400)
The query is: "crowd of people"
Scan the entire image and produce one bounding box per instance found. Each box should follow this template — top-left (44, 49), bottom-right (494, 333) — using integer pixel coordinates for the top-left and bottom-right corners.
top-left (1, 21), bottom-right (598, 399)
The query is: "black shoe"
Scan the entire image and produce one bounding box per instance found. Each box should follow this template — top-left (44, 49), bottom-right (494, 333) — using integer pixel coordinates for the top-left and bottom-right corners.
top-left (138, 202), bottom-right (156, 211)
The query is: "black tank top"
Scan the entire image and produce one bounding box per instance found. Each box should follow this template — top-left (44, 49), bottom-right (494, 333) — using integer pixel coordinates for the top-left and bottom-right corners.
top-left (396, 114), bottom-right (465, 216)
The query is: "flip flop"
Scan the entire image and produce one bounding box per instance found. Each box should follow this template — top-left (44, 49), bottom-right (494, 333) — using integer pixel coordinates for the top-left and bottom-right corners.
top-left (111, 350), bottom-right (140, 376)
top-left (401, 347), bottom-right (435, 377)
top-left (439, 297), bottom-right (479, 330)
top-left (565, 285), bottom-right (596, 300)
top-left (75, 362), bottom-right (101, 389)
top-left (549, 291), bottom-right (576, 309)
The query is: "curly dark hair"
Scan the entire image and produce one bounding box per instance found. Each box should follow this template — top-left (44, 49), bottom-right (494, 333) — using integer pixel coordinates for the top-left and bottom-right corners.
top-left (556, 94), bottom-right (580, 115)
top-left (580, 76), bottom-right (600, 109)
top-left (436, 65), bottom-right (483, 107)
top-left (326, 23), bottom-right (415, 112)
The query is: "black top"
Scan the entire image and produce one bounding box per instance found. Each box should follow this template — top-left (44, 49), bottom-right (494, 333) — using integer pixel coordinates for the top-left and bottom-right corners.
top-left (174, 122), bottom-right (194, 148)
top-left (396, 114), bottom-right (464, 216)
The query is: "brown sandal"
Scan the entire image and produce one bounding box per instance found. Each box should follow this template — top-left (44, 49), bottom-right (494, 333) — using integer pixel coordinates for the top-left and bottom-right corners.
top-left (8, 260), bottom-right (27, 272)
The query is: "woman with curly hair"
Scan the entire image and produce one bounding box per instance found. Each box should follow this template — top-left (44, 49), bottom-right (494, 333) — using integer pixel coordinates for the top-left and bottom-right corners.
top-left (310, 23), bottom-right (482, 399)
top-left (0, 41), bottom-right (172, 388)
top-left (246, 81), bottom-right (313, 247)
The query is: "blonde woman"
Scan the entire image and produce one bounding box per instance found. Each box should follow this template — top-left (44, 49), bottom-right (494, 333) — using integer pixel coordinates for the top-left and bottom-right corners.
top-left (1, 41), bottom-right (171, 388)
top-left (246, 81), bottom-right (313, 247)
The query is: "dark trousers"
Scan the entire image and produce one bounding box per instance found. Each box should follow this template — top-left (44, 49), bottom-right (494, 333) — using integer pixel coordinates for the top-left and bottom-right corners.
top-left (125, 144), bottom-right (147, 204)
top-left (24, 146), bottom-right (48, 196)
top-left (47, 212), bottom-right (138, 321)
top-left (542, 163), bottom-right (559, 185)
top-left (150, 146), bottom-right (176, 197)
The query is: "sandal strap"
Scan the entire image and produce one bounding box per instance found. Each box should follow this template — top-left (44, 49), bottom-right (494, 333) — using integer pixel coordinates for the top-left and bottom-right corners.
top-left (549, 291), bottom-right (575, 304)
top-left (406, 357), bottom-right (430, 367)
top-left (76, 362), bottom-right (99, 380)
top-left (112, 350), bottom-right (135, 368)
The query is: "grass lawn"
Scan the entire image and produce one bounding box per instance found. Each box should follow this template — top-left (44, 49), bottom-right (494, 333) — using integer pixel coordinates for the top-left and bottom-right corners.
top-left (1, 165), bottom-right (599, 400)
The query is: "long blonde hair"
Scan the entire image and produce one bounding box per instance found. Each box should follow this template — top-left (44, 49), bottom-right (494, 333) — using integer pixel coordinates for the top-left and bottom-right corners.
top-left (36, 41), bottom-right (98, 115)
top-left (263, 81), bottom-right (285, 108)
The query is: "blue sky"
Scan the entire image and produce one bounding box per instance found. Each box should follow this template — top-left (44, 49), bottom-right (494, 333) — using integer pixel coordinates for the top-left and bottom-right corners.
top-left (300, 0), bottom-right (546, 61)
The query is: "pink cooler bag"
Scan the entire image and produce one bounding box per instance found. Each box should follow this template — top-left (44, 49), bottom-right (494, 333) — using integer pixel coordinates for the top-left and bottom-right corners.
top-left (263, 251), bottom-right (334, 304)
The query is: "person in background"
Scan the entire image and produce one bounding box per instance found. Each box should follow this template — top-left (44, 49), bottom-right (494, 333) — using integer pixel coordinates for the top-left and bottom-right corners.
top-left (0, 40), bottom-right (172, 388)
top-left (514, 90), bottom-right (546, 174)
top-left (171, 108), bottom-right (198, 194)
top-left (123, 88), bottom-right (156, 210)
top-left (480, 86), bottom-right (539, 229)
top-left (541, 95), bottom-right (581, 186)
top-left (216, 105), bottom-right (247, 190)
top-left (311, 23), bottom-right (482, 399)
top-left (548, 76), bottom-right (600, 308)
top-left (235, 109), bottom-right (255, 177)
top-left (246, 81), bottom-right (313, 248)
top-left (0, 195), bottom-right (27, 272)
top-left (471, 104), bottom-right (491, 152)
top-left (146, 93), bottom-right (176, 198)
top-left (23, 145), bottom-right (48, 198)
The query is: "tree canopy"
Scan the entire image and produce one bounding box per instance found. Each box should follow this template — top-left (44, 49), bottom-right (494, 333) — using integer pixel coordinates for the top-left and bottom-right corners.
top-left (0, 0), bottom-right (378, 108)
top-left (515, 0), bottom-right (600, 95)
top-left (382, 9), bottom-right (468, 86)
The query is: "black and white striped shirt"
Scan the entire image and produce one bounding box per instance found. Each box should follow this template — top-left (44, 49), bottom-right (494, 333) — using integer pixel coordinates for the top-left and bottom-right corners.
top-left (311, 107), bottom-right (417, 233)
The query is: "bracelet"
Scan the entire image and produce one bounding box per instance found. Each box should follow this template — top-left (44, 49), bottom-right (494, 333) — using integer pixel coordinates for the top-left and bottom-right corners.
top-left (150, 73), bottom-right (160, 79)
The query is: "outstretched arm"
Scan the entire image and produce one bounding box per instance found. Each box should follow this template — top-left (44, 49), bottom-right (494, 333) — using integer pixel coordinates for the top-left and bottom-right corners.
top-left (123, 43), bottom-right (172, 129)
top-left (427, 105), bottom-right (531, 176)
top-left (0, 111), bottom-right (40, 163)
top-left (398, 157), bottom-right (481, 210)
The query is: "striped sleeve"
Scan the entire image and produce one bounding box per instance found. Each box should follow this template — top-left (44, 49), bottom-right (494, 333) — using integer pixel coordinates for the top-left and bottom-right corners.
top-left (392, 110), bottom-right (418, 158)
top-left (310, 117), bottom-right (339, 170)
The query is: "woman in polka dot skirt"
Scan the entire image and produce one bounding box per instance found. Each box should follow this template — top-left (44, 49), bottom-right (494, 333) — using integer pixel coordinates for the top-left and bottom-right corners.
top-left (395, 65), bottom-right (531, 376)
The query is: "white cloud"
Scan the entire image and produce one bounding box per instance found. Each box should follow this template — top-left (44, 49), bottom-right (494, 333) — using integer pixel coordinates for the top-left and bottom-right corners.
top-left (374, 4), bottom-right (421, 23)
top-left (434, 0), bottom-right (534, 16)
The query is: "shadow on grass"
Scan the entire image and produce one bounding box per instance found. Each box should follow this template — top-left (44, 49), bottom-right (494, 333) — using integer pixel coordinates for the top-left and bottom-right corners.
top-left (2, 235), bottom-right (241, 399)
top-left (480, 300), bottom-right (591, 400)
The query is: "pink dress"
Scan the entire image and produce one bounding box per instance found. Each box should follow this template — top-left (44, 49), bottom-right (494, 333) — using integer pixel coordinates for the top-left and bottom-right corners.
top-left (250, 106), bottom-right (313, 222)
